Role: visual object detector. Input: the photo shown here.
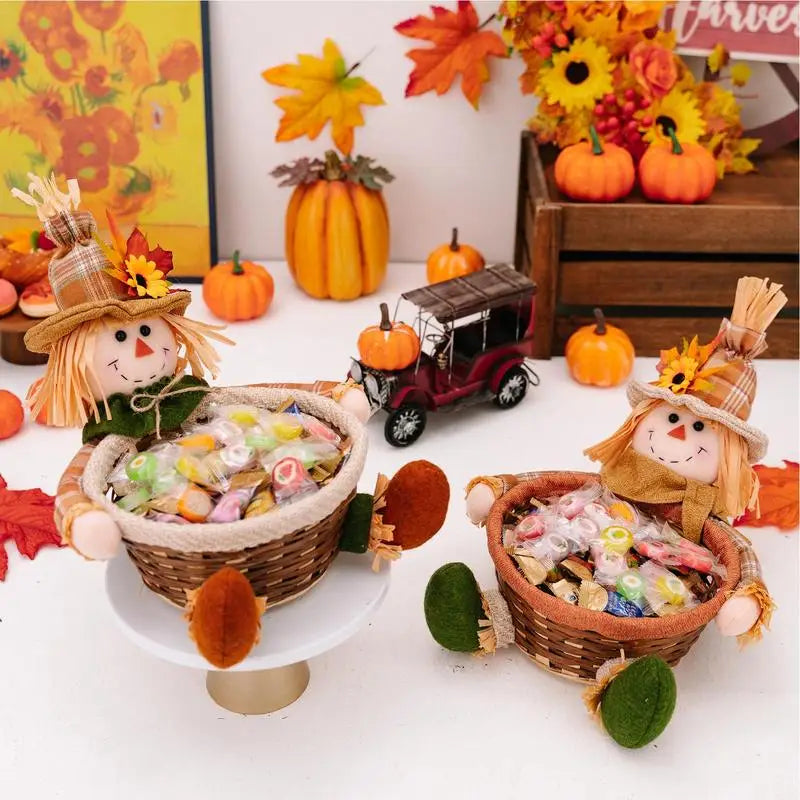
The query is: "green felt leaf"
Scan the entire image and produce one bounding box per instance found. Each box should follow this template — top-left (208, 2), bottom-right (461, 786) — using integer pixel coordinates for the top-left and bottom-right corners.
top-left (339, 493), bottom-right (373, 553)
top-left (424, 562), bottom-right (483, 653)
top-left (601, 655), bottom-right (677, 749)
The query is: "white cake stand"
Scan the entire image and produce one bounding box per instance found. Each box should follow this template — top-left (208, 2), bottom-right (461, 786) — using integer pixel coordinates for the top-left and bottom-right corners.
top-left (105, 552), bottom-right (390, 714)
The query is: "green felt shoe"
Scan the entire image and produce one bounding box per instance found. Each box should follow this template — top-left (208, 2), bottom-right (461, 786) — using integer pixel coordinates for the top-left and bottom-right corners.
top-left (424, 563), bottom-right (486, 653)
top-left (339, 493), bottom-right (374, 554)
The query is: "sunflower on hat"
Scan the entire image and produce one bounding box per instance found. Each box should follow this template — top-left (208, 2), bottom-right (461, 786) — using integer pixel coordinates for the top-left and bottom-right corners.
top-left (654, 335), bottom-right (725, 395)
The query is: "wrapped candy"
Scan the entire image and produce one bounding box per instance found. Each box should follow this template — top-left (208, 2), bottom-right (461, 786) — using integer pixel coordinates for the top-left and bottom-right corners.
top-left (640, 561), bottom-right (698, 615)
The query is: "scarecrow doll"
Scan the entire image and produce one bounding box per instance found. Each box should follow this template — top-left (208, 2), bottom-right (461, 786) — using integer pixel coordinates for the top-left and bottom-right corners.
top-left (424, 276), bottom-right (786, 745)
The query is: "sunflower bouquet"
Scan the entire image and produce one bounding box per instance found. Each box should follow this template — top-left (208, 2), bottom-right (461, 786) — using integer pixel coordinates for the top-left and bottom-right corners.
top-left (499, 1), bottom-right (759, 175)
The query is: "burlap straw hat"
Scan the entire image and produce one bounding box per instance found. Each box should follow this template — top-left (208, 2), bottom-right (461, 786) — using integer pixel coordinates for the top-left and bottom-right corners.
top-left (627, 277), bottom-right (787, 464)
top-left (13, 174), bottom-right (190, 354)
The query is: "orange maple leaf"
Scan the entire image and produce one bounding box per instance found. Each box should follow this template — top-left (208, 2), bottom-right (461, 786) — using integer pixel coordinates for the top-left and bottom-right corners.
top-left (395, 1), bottom-right (508, 109)
top-left (735, 461), bottom-right (799, 531)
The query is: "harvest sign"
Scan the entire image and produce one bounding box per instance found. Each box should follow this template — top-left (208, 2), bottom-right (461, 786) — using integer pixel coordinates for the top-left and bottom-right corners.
top-left (663, 0), bottom-right (800, 62)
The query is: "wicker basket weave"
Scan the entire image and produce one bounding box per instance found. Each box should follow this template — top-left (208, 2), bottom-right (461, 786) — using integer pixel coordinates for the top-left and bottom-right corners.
top-left (82, 387), bottom-right (368, 608)
top-left (486, 472), bottom-right (742, 682)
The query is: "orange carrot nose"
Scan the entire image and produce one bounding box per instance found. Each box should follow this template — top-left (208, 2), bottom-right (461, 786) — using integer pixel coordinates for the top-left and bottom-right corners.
top-left (135, 338), bottom-right (154, 358)
top-left (668, 424), bottom-right (686, 440)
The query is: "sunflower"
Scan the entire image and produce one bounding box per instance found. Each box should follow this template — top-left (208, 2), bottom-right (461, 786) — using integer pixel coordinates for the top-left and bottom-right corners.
top-left (657, 355), bottom-right (699, 393)
top-left (116, 254), bottom-right (170, 298)
top-left (538, 39), bottom-right (614, 112)
top-left (641, 88), bottom-right (706, 144)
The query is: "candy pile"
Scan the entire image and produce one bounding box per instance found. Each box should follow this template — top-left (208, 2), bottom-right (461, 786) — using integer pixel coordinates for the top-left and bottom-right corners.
top-left (504, 482), bottom-right (726, 618)
top-left (108, 400), bottom-right (349, 524)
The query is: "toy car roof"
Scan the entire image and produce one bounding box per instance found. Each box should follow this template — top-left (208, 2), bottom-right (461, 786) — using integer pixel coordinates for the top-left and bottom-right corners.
top-left (401, 264), bottom-right (536, 322)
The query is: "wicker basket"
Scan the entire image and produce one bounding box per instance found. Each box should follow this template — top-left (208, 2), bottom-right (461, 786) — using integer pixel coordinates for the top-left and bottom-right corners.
top-left (82, 387), bottom-right (368, 608)
top-left (486, 472), bottom-right (742, 682)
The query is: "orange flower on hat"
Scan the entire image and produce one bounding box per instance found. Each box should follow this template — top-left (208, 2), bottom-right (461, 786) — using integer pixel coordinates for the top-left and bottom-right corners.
top-left (629, 41), bottom-right (676, 98)
top-left (102, 211), bottom-right (174, 299)
top-left (75, 1), bottom-right (125, 32)
top-left (656, 335), bottom-right (724, 394)
top-left (56, 116), bottom-right (110, 192)
top-left (158, 40), bottom-right (201, 84)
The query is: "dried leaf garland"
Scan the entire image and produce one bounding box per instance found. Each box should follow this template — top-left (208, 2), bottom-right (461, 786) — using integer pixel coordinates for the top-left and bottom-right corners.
top-left (0, 474), bottom-right (62, 581)
top-left (735, 461), bottom-right (799, 531)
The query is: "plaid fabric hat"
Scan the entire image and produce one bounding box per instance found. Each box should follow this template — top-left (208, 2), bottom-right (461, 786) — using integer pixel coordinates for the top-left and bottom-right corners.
top-left (627, 277), bottom-right (787, 464)
top-left (24, 207), bottom-right (189, 354)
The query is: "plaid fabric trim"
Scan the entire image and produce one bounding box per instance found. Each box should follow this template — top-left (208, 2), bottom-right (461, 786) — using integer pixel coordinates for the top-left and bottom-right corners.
top-left (728, 526), bottom-right (762, 585)
top-left (718, 318), bottom-right (767, 360)
top-left (691, 356), bottom-right (755, 421)
top-left (55, 444), bottom-right (96, 536)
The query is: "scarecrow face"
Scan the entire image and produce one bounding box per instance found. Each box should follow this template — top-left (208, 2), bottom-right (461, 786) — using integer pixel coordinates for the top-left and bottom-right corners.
top-left (88, 316), bottom-right (178, 399)
top-left (632, 401), bottom-right (720, 484)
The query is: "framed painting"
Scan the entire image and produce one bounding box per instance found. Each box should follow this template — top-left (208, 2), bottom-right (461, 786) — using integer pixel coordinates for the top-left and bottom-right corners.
top-left (0, 0), bottom-right (216, 278)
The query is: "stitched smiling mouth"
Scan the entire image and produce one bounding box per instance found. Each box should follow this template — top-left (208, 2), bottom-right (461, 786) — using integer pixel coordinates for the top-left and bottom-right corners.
top-left (648, 429), bottom-right (706, 464)
top-left (108, 347), bottom-right (170, 384)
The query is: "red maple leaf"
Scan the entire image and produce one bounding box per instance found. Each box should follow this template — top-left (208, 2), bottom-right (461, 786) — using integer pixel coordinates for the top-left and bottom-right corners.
top-left (734, 461), bottom-right (799, 531)
top-left (395, 1), bottom-right (508, 109)
top-left (0, 473), bottom-right (63, 581)
top-left (125, 228), bottom-right (174, 277)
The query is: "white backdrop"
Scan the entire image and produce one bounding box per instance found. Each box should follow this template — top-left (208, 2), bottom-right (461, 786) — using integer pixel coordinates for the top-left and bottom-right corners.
top-left (208, 0), bottom-right (799, 264)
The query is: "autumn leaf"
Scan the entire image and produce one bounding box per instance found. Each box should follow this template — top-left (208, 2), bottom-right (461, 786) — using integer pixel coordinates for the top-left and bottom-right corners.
top-left (735, 461), bottom-right (799, 531)
top-left (706, 42), bottom-right (730, 74)
top-left (395, 1), bottom-right (508, 109)
top-left (262, 39), bottom-right (385, 155)
top-left (0, 473), bottom-right (62, 581)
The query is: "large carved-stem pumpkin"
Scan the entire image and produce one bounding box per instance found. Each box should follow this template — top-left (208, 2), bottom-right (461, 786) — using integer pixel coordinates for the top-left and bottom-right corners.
top-left (203, 251), bottom-right (274, 321)
top-left (554, 126), bottom-right (635, 202)
top-left (565, 308), bottom-right (635, 387)
top-left (358, 303), bottom-right (420, 371)
top-left (426, 228), bottom-right (484, 284)
top-left (278, 151), bottom-right (392, 301)
top-left (639, 129), bottom-right (717, 204)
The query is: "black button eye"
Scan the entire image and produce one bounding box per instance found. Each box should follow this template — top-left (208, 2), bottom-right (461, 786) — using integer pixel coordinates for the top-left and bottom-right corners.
top-left (139, 325), bottom-right (151, 337)
top-left (693, 421), bottom-right (705, 432)
top-left (115, 330), bottom-right (127, 343)
top-left (668, 412), bottom-right (679, 424)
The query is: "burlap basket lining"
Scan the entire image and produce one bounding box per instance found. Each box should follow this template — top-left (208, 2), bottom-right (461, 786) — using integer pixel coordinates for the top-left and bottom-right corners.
top-left (486, 471), bottom-right (741, 641)
top-left (82, 387), bottom-right (367, 553)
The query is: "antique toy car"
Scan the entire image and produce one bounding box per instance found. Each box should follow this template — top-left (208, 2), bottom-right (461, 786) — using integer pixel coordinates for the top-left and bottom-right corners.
top-left (350, 264), bottom-right (539, 446)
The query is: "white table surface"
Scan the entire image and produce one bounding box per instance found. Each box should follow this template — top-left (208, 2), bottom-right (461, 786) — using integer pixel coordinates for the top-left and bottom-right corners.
top-left (0, 261), bottom-right (797, 800)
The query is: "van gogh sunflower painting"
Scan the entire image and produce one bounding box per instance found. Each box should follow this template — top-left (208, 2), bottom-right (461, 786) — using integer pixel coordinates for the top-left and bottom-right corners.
top-left (395, 1), bottom-right (759, 176)
top-left (0, 1), bottom-right (215, 277)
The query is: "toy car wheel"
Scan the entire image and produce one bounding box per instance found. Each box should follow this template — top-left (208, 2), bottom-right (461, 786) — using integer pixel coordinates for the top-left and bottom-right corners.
top-left (384, 404), bottom-right (427, 447)
top-left (494, 366), bottom-right (528, 409)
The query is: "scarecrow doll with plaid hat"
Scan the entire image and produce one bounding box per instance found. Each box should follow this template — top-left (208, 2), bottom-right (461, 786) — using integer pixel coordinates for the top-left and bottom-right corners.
top-left (425, 275), bottom-right (786, 746)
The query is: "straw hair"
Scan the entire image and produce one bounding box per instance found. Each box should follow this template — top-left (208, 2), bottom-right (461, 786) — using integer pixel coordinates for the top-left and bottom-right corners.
top-left (583, 398), bottom-right (660, 466)
top-left (730, 276), bottom-right (786, 334)
top-left (717, 426), bottom-right (759, 518)
top-left (10, 171), bottom-right (81, 222)
top-left (29, 311), bottom-right (232, 427)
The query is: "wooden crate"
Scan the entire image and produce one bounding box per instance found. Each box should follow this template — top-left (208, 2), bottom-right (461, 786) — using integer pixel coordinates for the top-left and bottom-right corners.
top-left (514, 133), bottom-right (799, 359)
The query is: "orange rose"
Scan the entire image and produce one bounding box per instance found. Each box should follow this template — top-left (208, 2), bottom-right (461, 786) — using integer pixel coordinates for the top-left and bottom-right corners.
top-left (112, 23), bottom-right (154, 89)
top-left (629, 41), bottom-right (676, 98)
top-left (84, 65), bottom-right (112, 98)
top-left (158, 40), bottom-right (201, 83)
top-left (75, 1), bottom-right (126, 32)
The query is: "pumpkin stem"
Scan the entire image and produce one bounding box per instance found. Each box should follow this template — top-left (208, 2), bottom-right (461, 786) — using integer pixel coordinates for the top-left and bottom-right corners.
top-left (232, 250), bottom-right (244, 275)
top-left (323, 149), bottom-right (345, 181)
top-left (450, 227), bottom-right (459, 252)
top-left (668, 128), bottom-right (683, 155)
top-left (379, 302), bottom-right (392, 332)
top-left (593, 307), bottom-right (607, 335)
top-left (588, 125), bottom-right (604, 156)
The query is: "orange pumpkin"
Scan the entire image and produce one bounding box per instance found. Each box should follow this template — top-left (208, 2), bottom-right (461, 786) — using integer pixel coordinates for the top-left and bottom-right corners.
top-left (0, 389), bottom-right (24, 439)
top-left (283, 151), bottom-right (390, 301)
top-left (426, 228), bottom-right (485, 284)
top-left (639, 129), bottom-right (716, 204)
top-left (203, 251), bottom-right (274, 321)
top-left (357, 303), bottom-right (421, 371)
top-left (554, 126), bottom-right (635, 202)
top-left (565, 309), bottom-right (635, 387)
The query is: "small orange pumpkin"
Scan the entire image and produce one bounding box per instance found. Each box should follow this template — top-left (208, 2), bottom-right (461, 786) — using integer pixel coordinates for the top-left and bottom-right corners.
top-left (555, 126), bottom-right (635, 202)
top-left (639, 129), bottom-right (716, 204)
top-left (357, 303), bottom-right (421, 371)
top-left (565, 308), bottom-right (635, 387)
top-left (0, 389), bottom-right (24, 439)
top-left (203, 250), bottom-right (274, 321)
top-left (426, 228), bottom-right (484, 284)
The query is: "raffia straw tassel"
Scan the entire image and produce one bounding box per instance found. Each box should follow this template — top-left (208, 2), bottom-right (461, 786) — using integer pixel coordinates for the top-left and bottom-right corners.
top-left (10, 172), bottom-right (81, 221)
top-left (731, 277), bottom-right (787, 333)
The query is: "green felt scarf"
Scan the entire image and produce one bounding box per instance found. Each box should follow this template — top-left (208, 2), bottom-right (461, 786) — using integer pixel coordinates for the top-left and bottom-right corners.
top-left (82, 374), bottom-right (209, 444)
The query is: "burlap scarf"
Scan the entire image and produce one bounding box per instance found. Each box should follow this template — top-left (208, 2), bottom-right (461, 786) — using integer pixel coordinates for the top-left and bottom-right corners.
top-left (601, 448), bottom-right (727, 542)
